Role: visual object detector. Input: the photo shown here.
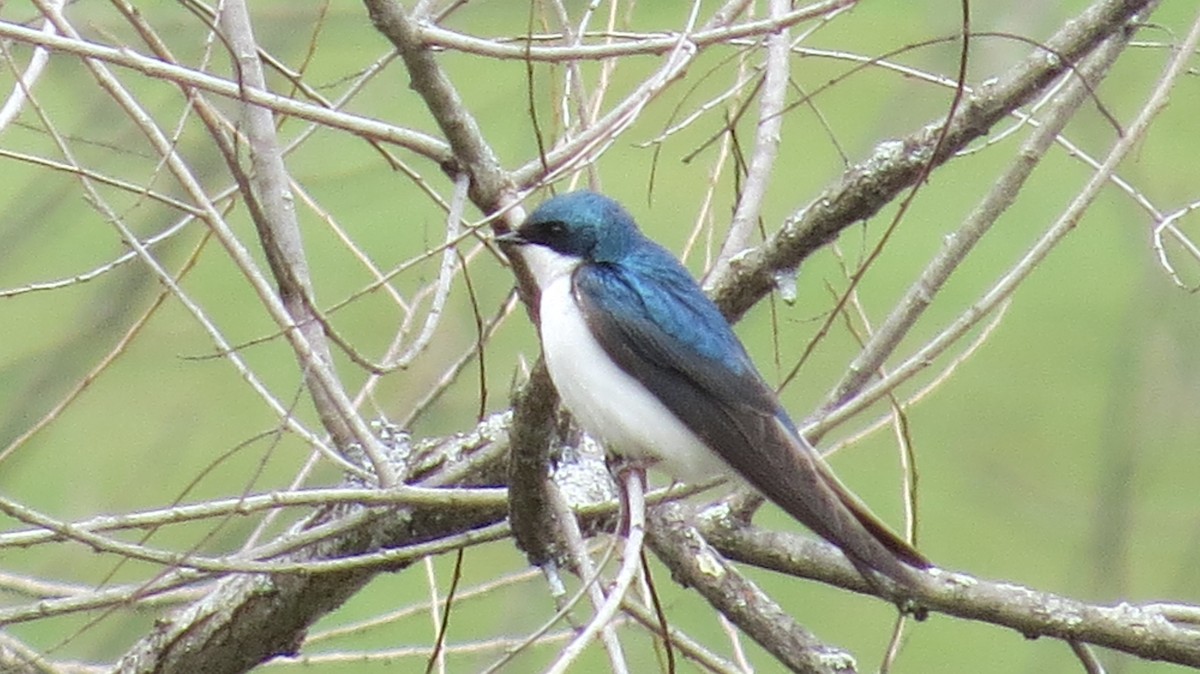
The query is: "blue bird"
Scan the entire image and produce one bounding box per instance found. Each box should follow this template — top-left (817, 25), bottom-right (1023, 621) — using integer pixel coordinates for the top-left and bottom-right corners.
top-left (499, 190), bottom-right (930, 590)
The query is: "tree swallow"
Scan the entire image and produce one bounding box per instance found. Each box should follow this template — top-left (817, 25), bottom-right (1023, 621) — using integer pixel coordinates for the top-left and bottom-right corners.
top-left (499, 190), bottom-right (930, 590)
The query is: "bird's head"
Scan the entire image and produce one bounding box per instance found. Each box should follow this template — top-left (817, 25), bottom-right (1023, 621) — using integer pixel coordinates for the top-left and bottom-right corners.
top-left (498, 191), bottom-right (641, 264)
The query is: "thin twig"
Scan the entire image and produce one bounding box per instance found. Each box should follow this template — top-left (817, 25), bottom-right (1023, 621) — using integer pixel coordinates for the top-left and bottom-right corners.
top-left (707, 0), bottom-right (1158, 323)
top-left (216, 0), bottom-right (399, 485)
top-left (0, 20), bottom-right (451, 161)
top-left (820, 24), bottom-right (1133, 414)
top-left (545, 469), bottom-right (645, 674)
top-left (418, 1), bottom-right (854, 62)
top-left (708, 0), bottom-right (790, 284)
top-left (0, 0), bottom-right (62, 132)
top-left (1070, 641), bottom-right (1108, 674)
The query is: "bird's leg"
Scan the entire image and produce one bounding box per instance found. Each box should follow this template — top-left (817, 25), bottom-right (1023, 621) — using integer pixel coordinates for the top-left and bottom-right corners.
top-left (547, 459), bottom-right (646, 673)
top-left (605, 455), bottom-right (652, 540)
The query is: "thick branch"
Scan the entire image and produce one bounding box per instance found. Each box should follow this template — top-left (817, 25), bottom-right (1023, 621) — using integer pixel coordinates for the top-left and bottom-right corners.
top-left (115, 416), bottom-right (512, 673)
top-left (360, 0), bottom-right (571, 578)
top-left (708, 0), bottom-right (1157, 322)
top-left (362, 0), bottom-right (513, 213)
top-left (506, 360), bottom-right (566, 566)
top-left (647, 503), bottom-right (858, 674)
top-left (703, 518), bottom-right (1200, 668)
top-left (216, 0), bottom-right (397, 485)
top-left (115, 502), bottom-right (507, 673)
top-left (102, 1), bottom-right (1177, 672)
top-left (792, 0), bottom-right (1192, 433)
top-left (821, 10), bottom-right (1138, 412)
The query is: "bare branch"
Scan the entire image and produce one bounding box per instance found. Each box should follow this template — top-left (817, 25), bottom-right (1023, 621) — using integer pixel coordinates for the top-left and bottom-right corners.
top-left (214, 0), bottom-right (399, 485)
top-left (707, 0), bottom-right (791, 284)
top-left (708, 0), bottom-right (1159, 322)
top-left (0, 19), bottom-right (451, 161)
top-left (0, 1), bottom-right (1191, 671)
top-left (648, 502), bottom-right (859, 674)
top-left (822, 17), bottom-right (1133, 416)
top-left (114, 415), bottom-right (512, 673)
top-left (704, 518), bottom-right (1200, 668)
top-left (417, 0), bottom-right (853, 62)
top-left (362, 0), bottom-right (515, 214)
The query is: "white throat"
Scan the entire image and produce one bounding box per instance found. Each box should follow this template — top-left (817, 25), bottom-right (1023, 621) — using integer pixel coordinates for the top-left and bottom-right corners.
top-left (517, 244), bottom-right (579, 289)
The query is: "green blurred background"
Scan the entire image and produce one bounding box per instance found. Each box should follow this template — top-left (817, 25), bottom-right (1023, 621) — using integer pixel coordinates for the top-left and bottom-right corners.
top-left (0, 0), bottom-right (1197, 671)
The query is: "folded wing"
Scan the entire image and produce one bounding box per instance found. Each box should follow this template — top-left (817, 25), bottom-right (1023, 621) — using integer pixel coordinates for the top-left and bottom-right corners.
top-left (574, 255), bottom-right (929, 587)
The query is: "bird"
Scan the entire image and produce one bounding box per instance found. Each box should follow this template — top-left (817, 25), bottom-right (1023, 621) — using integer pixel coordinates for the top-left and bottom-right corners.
top-left (498, 190), bottom-right (931, 591)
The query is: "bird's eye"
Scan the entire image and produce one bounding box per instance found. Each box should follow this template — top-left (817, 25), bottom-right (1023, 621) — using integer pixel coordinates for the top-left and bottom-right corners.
top-left (544, 221), bottom-right (567, 238)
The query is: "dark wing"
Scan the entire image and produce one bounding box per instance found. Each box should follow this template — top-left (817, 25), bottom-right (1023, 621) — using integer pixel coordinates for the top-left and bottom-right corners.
top-left (574, 251), bottom-right (929, 585)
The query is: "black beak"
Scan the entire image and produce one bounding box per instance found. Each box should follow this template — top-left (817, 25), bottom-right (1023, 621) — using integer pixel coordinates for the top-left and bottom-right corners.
top-left (494, 230), bottom-right (527, 245)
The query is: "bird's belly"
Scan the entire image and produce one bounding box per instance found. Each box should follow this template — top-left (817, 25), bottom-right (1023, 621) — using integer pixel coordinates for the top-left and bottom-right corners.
top-left (539, 278), bottom-right (726, 483)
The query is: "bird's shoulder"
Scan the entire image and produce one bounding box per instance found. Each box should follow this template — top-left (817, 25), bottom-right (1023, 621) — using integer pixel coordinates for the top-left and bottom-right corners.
top-left (573, 242), bottom-right (774, 408)
top-left (582, 246), bottom-right (737, 350)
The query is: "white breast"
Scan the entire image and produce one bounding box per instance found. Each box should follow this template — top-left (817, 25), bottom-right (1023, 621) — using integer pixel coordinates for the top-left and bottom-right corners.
top-left (522, 245), bottom-right (726, 483)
